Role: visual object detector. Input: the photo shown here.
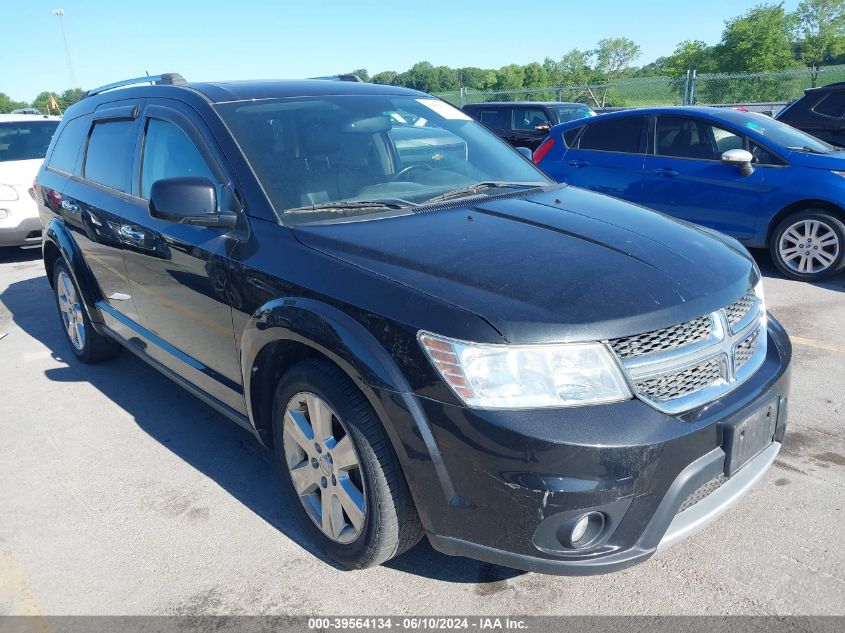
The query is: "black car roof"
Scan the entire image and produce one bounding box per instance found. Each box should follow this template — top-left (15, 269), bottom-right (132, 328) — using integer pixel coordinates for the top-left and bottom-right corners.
top-left (184, 79), bottom-right (426, 102)
top-left (463, 101), bottom-right (591, 108)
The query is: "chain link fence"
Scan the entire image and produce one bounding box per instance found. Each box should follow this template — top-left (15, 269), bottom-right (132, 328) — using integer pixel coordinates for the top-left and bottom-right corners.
top-left (434, 64), bottom-right (845, 113)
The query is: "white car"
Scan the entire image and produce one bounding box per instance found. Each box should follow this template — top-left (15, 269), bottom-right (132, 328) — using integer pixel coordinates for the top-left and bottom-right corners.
top-left (0, 114), bottom-right (61, 249)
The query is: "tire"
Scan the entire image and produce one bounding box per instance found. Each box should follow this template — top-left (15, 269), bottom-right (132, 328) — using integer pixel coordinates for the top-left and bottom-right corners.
top-left (272, 358), bottom-right (423, 569)
top-left (52, 259), bottom-right (121, 363)
top-left (770, 210), bottom-right (845, 281)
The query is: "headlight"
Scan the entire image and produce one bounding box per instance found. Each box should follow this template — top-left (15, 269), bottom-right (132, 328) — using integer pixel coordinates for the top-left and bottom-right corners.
top-left (418, 331), bottom-right (632, 409)
top-left (0, 184), bottom-right (18, 201)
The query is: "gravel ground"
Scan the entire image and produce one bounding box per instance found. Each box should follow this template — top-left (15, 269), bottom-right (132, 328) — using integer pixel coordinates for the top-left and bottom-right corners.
top-left (0, 247), bottom-right (843, 616)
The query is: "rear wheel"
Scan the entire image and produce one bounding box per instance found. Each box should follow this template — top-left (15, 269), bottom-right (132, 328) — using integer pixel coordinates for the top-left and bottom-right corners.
top-left (52, 260), bottom-right (120, 363)
top-left (770, 211), bottom-right (845, 281)
top-left (272, 358), bottom-right (423, 568)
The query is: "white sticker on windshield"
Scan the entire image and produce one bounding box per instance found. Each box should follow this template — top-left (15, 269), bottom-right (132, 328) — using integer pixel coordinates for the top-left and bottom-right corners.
top-left (415, 98), bottom-right (472, 120)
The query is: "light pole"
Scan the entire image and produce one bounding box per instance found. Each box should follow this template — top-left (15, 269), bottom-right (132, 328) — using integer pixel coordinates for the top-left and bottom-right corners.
top-left (53, 9), bottom-right (77, 88)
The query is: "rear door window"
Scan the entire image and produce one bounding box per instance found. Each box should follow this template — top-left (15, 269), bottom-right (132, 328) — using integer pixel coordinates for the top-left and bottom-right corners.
top-left (578, 117), bottom-right (645, 153)
top-left (84, 119), bottom-right (137, 192)
top-left (477, 108), bottom-right (508, 129)
top-left (512, 108), bottom-right (550, 130)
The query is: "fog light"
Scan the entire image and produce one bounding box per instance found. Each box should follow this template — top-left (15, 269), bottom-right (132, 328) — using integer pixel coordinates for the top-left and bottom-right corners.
top-left (0, 209), bottom-right (8, 220)
top-left (571, 515), bottom-right (590, 543)
top-left (565, 512), bottom-right (605, 549)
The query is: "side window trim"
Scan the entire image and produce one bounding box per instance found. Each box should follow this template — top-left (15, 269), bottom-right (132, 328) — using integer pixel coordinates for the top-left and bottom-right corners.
top-left (136, 104), bottom-right (229, 200)
top-left (81, 102), bottom-right (142, 194)
top-left (810, 93), bottom-right (845, 120)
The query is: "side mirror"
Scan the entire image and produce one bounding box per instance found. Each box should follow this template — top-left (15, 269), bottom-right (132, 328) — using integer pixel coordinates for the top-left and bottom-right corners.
top-left (149, 176), bottom-right (237, 229)
top-left (535, 124), bottom-right (551, 133)
top-left (516, 146), bottom-right (533, 159)
top-left (721, 149), bottom-right (755, 177)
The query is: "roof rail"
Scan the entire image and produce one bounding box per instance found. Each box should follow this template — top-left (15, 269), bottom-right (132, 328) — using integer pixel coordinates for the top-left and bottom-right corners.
top-left (309, 74), bottom-right (364, 83)
top-left (85, 73), bottom-right (186, 98)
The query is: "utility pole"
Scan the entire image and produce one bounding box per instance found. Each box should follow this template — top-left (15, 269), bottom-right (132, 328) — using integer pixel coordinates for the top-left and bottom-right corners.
top-left (53, 9), bottom-right (78, 88)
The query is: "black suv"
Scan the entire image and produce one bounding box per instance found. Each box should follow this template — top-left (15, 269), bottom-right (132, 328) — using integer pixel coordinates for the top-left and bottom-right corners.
top-left (462, 101), bottom-right (596, 150)
top-left (36, 74), bottom-right (791, 575)
top-left (776, 81), bottom-right (845, 146)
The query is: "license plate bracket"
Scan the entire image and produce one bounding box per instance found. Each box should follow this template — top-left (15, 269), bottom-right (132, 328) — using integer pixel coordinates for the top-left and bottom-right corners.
top-left (723, 396), bottom-right (779, 476)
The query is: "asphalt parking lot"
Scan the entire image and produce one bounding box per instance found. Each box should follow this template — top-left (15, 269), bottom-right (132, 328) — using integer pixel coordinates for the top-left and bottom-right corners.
top-left (0, 247), bottom-right (843, 616)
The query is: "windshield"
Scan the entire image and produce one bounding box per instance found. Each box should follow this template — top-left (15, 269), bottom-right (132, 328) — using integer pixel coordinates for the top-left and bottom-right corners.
top-left (740, 115), bottom-right (834, 153)
top-left (555, 105), bottom-right (596, 123)
top-left (0, 121), bottom-right (60, 162)
top-left (215, 95), bottom-right (549, 222)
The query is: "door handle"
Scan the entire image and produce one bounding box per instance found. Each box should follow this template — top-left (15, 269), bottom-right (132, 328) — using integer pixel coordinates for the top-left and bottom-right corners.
top-left (119, 224), bottom-right (146, 243)
top-left (650, 168), bottom-right (679, 177)
top-left (569, 159), bottom-right (589, 167)
top-left (60, 199), bottom-right (79, 213)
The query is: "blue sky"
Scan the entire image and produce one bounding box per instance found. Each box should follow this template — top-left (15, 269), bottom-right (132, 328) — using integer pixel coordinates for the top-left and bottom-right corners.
top-left (2, 0), bottom-right (800, 102)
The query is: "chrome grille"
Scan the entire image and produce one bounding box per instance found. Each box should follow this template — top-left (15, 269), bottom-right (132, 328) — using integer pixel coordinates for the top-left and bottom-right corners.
top-left (734, 329), bottom-right (761, 371)
top-left (725, 289), bottom-right (756, 331)
top-left (677, 474), bottom-right (728, 514)
top-left (609, 315), bottom-right (713, 359)
top-left (608, 287), bottom-right (766, 414)
top-left (636, 358), bottom-right (724, 402)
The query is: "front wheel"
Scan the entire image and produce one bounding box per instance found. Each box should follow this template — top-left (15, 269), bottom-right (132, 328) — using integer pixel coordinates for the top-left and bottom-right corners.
top-left (272, 358), bottom-right (423, 568)
top-left (770, 211), bottom-right (845, 281)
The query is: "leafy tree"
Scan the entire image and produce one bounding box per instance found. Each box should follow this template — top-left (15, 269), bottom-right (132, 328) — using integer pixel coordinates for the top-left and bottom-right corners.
top-left (593, 37), bottom-right (642, 106)
top-left (0, 92), bottom-right (29, 113)
top-left (665, 40), bottom-right (716, 78)
top-left (710, 3), bottom-right (800, 102)
top-left (371, 71), bottom-right (397, 85)
top-left (793, 0), bottom-right (845, 85)
top-left (349, 68), bottom-right (370, 82)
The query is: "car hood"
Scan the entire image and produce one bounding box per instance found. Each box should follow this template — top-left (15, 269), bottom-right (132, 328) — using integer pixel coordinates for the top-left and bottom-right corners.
top-left (787, 149), bottom-right (845, 170)
top-left (0, 158), bottom-right (43, 187)
top-left (292, 186), bottom-right (757, 343)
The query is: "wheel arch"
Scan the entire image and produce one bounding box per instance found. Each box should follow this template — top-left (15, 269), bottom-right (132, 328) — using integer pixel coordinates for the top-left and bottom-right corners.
top-left (240, 296), bottom-right (459, 515)
top-left (766, 199), bottom-right (845, 246)
top-left (42, 218), bottom-right (103, 323)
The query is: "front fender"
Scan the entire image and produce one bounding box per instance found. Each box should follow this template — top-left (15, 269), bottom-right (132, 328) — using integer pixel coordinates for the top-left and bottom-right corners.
top-left (240, 297), bottom-right (460, 517)
top-left (43, 218), bottom-right (103, 324)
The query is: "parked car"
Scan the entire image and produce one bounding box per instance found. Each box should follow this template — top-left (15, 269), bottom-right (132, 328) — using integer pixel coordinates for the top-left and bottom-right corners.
top-left (534, 106), bottom-right (845, 281)
top-left (775, 81), bottom-right (845, 147)
top-left (462, 101), bottom-right (595, 150)
top-left (36, 74), bottom-right (790, 575)
top-left (0, 114), bottom-right (61, 249)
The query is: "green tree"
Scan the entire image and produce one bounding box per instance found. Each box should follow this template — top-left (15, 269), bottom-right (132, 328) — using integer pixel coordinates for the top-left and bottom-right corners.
top-left (371, 70), bottom-right (397, 85)
top-left (0, 92), bottom-right (29, 113)
top-left (710, 3), bottom-right (800, 102)
top-left (793, 0), bottom-right (845, 86)
top-left (665, 40), bottom-right (716, 78)
top-left (348, 68), bottom-right (370, 82)
top-left (593, 37), bottom-right (642, 106)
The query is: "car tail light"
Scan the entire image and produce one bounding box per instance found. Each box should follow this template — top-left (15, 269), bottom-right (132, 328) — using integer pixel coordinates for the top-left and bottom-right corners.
top-left (533, 137), bottom-right (555, 164)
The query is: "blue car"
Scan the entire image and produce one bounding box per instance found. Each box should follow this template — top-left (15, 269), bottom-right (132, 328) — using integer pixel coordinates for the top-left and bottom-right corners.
top-left (534, 106), bottom-right (845, 281)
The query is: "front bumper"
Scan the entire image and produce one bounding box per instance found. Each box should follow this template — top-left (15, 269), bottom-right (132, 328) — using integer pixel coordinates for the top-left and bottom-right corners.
top-left (0, 194), bottom-right (42, 247)
top-left (387, 317), bottom-right (791, 575)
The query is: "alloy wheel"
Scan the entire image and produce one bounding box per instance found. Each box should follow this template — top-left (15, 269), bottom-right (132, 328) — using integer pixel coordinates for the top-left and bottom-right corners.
top-left (282, 392), bottom-right (366, 543)
top-left (778, 219), bottom-right (840, 275)
top-left (56, 270), bottom-right (86, 351)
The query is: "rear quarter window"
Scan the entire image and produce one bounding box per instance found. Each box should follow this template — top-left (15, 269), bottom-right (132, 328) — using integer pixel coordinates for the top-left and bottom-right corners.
top-left (563, 126), bottom-right (584, 148)
top-left (812, 92), bottom-right (845, 118)
top-left (83, 119), bottom-right (137, 193)
top-left (46, 115), bottom-right (90, 174)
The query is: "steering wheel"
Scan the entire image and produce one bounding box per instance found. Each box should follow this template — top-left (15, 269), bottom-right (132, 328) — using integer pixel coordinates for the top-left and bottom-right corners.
top-left (392, 163), bottom-right (432, 181)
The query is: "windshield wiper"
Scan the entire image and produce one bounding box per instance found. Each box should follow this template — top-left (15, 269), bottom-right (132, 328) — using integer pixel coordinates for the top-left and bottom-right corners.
top-left (421, 181), bottom-right (546, 205)
top-left (285, 199), bottom-right (411, 214)
top-left (787, 145), bottom-right (828, 154)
